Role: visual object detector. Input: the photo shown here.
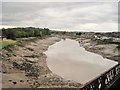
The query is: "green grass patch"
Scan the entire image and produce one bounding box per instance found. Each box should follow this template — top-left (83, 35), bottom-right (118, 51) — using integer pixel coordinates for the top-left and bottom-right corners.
top-left (0, 37), bottom-right (38, 49)
top-left (0, 40), bottom-right (17, 49)
top-left (16, 37), bottom-right (36, 41)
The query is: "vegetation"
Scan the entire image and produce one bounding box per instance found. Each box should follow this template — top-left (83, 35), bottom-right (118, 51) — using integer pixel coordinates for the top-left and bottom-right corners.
top-left (2, 27), bottom-right (50, 40)
top-left (76, 32), bottom-right (82, 36)
top-left (116, 44), bottom-right (120, 49)
top-left (16, 37), bottom-right (35, 41)
top-left (96, 38), bottom-right (113, 44)
top-left (94, 32), bottom-right (120, 38)
top-left (104, 32), bottom-right (120, 38)
top-left (0, 27), bottom-right (51, 49)
top-left (0, 40), bottom-right (17, 49)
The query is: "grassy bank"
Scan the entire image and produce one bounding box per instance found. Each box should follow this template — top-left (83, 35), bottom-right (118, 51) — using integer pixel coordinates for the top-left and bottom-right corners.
top-left (0, 37), bottom-right (38, 49)
top-left (0, 40), bottom-right (17, 49)
top-left (16, 37), bottom-right (36, 41)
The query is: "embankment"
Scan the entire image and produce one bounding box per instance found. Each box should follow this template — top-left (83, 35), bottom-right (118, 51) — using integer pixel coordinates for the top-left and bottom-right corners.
top-left (75, 38), bottom-right (120, 63)
top-left (2, 36), bottom-right (81, 88)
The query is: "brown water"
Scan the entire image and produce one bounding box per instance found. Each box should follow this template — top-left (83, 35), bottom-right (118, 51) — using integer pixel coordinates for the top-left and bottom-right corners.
top-left (44, 39), bottom-right (118, 84)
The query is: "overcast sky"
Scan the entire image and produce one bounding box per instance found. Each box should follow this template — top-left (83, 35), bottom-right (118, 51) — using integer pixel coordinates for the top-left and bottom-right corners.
top-left (2, 2), bottom-right (118, 32)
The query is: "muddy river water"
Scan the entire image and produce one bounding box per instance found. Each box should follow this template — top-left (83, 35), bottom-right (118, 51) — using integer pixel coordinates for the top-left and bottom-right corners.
top-left (44, 39), bottom-right (118, 84)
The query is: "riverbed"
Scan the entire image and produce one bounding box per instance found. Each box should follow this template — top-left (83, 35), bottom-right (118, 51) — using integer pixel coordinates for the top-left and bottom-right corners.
top-left (45, 39), bottom-right (118, 84)
top-left (2, 37), bottom-right (81, 88)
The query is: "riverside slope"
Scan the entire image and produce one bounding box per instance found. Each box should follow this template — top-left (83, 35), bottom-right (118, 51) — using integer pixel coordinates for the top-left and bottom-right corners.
top-left (2, 36), bottom-right (81, 88)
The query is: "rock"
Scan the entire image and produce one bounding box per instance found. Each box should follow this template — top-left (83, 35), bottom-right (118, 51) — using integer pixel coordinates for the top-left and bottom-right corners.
top-left (2, 71), bottom-right (7, 73)
top-left (20, 80), bottom-right (24, 82)
top-left (27, 48), bottom-right (34, 51)
top-left (24, 54), bottom-right (39, 58)
top-left (9, 80), bottom-right (12, 82)
top-left (27, 80), bottom-right (29, 82)
top-left (22, 62), bottom-right (32, 71)
top-left (13, 81), bottom-right (17, 84)
top-left (26, 66), bottom-right (39, 77)
top-left (44, 75), bottom-right (47, 77)
top-left (12, 62), bottom-right (23, 70)
top-left (25, 58), bottom-right (38, 63)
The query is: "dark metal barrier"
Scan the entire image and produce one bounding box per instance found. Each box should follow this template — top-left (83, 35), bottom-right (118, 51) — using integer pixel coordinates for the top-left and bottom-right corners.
top-left (79, 63), bottom-right (120, 90)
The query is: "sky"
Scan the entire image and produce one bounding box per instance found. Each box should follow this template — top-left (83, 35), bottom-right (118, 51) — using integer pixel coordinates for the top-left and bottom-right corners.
top-left (1, 1), bottom-right (119, 32)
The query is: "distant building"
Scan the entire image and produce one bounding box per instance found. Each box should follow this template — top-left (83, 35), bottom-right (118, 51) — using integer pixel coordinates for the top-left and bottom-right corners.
top-left (0, 36), bottom-right (6, 40)
top-left (113, 38), bottom-right (120, 43)
top-left (94, 35), bottom-right (101, 40)
top-left (101, 36), bottom-right (109, 40)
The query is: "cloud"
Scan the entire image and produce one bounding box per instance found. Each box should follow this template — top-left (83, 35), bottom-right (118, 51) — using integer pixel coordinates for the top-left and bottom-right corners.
top-left (2, 0), bottom-right (119, 2)
top-left (2, 2), bottom-right (118, 32)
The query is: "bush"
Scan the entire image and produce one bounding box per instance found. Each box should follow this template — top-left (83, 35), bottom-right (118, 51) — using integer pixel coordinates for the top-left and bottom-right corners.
top-left (117, 45), bottom-right (120, 49)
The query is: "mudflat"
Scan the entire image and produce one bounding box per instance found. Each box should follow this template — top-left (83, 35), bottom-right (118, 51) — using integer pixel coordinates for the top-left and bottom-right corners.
top-left (2, 36), bottom-right (81, 88)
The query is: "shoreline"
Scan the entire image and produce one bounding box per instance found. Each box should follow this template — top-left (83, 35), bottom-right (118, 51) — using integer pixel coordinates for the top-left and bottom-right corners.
top-left (74, 37), bottom-right (120, 63)
top-left (2, 36), bottom-right (81, 88)
top-left (58, 35), bottom-right (119, 63)
top-left (2, 35), bottom-right (119, 88)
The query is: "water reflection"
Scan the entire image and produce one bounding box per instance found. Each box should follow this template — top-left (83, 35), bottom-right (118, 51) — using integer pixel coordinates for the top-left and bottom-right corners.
top-left (44, 39), bottom-right (118, 84)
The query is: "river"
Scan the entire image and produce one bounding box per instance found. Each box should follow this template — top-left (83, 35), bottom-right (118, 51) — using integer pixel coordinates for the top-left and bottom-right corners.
top-left (44, 39), bottom-right (118, 84)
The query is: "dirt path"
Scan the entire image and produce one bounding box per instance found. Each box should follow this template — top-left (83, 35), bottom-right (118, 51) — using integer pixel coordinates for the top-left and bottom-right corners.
top-left (2, 36), bottom-right (81, 88)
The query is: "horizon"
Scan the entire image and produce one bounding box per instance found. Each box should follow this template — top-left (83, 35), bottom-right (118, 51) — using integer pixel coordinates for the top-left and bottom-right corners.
top-left (0, 25), bottom-right (119, 33)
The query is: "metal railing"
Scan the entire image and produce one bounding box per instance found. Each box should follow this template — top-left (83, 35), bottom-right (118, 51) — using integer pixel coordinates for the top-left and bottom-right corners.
top-left (79, 63), bottom-right (120, 90)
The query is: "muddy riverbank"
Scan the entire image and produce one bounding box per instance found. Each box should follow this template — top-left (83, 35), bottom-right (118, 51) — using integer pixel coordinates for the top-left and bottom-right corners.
top-left (57, 35), bottom-right (119, 63)
top-left (2, 35), bottom-right (119, 88)
top-left (2, 36), bottom-right (81, 88)
top-left (75, 38), bottom-right (120, 63)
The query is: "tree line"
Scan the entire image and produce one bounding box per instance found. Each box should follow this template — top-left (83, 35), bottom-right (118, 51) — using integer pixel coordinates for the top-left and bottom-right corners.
top-left (2, 27), bottom-right (50, 40)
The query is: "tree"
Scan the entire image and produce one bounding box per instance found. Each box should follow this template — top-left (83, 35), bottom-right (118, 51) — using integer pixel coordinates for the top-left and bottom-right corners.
top-left (2, 27), bottom-right (51, 40)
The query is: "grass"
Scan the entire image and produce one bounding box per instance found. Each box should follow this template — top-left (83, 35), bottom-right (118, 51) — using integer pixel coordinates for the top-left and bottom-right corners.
top-left (0, 37), bottom-right (37, 49)
top-left (0, 40), bottom-right (17, 49)
top-left (16, 37), bottom-right (35, 41)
